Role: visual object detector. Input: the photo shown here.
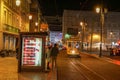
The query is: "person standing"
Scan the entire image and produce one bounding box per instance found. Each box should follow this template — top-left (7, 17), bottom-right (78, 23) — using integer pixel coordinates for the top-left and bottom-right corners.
top-left (16, 47), bottom-right (19, 59)
top-left (45, 46), bottom-right (51, 70)
top-left (50, 43), bottom-right (59, 69)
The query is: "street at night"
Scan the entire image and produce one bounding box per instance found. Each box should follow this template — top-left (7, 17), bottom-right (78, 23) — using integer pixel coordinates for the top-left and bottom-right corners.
top-left (57, 50), bottom-right (120, 80)
top-left (0, 0), bottom-right (120, 80)
top-left (1, 50), bottom-right (120, 80)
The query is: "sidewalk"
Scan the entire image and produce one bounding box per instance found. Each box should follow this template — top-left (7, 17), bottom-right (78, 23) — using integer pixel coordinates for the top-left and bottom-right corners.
top-left (0, 57), bottom-right (57, 80)
top-left (83, 51), bottom-right (120, 66)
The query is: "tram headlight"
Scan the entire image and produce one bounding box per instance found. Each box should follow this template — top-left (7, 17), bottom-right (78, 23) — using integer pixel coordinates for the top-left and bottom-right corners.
top-left (71, 50), bottom-right (75, 54)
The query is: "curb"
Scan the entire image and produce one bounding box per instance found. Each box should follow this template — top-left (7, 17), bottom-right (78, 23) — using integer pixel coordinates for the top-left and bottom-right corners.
top-left (82, 52), bottom-right (120, 66)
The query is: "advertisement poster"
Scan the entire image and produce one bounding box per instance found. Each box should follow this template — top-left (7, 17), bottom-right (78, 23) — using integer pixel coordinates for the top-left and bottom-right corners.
top-left (22, 37), bottom-right (42, 66)
top-left (50, 31), bottom-right (62, 43)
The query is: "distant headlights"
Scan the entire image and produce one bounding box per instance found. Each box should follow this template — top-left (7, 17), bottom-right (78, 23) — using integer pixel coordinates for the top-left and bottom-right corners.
top-left (67, 48), bottom-right (80, 56)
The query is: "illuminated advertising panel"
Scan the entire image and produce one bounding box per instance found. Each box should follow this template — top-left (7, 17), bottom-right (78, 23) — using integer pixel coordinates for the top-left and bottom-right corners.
top-left (22, 37), bottom-right (42, 66)
top-left (50, 31), bottom-right (62, 43)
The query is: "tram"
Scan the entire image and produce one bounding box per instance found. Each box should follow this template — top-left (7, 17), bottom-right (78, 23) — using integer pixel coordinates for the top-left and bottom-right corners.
top-left (66, 39), bottom-right (80, 57)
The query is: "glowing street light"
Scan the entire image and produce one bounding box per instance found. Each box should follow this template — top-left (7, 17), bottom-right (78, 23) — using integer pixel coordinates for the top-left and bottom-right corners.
top-left (80, 22), bottom-right (83, 26)
top-left (29, 15), bottom-right (32, 20)
top-left (110, 32), bottom-right (113, 35)
top-left (96, 7), bottom-right (101, 13)
top-left (35, 22), bottom-right (38, 26)
top-left (16, 0), bottom-right (21, 6)
top-left (34, 22), bottom-right (38, 32)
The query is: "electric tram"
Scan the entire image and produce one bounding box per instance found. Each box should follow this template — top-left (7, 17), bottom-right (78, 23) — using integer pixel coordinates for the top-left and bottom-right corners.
top-left (66, 39), bottom-right (80, 57)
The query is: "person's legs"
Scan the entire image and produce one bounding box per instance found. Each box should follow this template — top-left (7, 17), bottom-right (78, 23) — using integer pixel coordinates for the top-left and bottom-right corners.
top-left (51, 57), bottom-right (53, 69)
top-left (47, 62), bottom-right (50, 69)
top-left (52, 56), bottom-right (57, 69)
top-left (54, 57), bottom-right (57, 68)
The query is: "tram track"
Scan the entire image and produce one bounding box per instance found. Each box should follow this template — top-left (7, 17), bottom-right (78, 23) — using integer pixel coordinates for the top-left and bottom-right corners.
top-left (57, 51), bottom-right (120, 80)
top-left (57, 51), bottom-right (105, 80)
top-left (57, 55), bottom-right (105, 80)
top-left (69, 58), bottom-right (106, 80)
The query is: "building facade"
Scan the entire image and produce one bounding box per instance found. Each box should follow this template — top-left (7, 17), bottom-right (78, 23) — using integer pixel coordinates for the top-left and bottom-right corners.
top-left (29, 0), bottom-right (43, 32)
top-left (63, 10), bottom-right (120, 49)
top-left (0, 0), bottom-right (31, 51)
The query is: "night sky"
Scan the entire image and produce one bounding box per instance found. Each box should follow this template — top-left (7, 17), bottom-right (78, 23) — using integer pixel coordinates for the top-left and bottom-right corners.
top-left (39, 0), bottom-right (120, 16)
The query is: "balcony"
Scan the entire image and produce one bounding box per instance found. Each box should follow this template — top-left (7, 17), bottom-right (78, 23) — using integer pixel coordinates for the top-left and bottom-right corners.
top-left (3, 24), bottom-right (20, 34)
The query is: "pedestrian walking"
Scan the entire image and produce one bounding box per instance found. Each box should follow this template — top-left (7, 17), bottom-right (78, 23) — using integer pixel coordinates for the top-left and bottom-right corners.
top-left (50, 43), bottom-right (59, 69)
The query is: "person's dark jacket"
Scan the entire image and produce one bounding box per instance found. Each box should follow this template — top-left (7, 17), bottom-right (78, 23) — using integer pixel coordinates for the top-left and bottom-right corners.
top-left (50, 46), bottom-right (59, 57)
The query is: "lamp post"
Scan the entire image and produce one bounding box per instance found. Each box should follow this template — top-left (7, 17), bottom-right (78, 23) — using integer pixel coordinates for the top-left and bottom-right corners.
top-left (29, 15), bottom-right (32, 32)
top-left (96, 7), bottom-right (107, 57)
top-left (16, 0), bottom-right (21, 6)
top-left (35, 22), bottom-right (38, 32)
top-left (80, 22), bottom-right (86, 51)
top-left (16, 0), bottom-right (21, 30)
top-left (110, 31), bottom-right (113, 48)
top-left (90, 27), bottom-right (93, 53)
top-left (78, 31), bottom-right (81, 50)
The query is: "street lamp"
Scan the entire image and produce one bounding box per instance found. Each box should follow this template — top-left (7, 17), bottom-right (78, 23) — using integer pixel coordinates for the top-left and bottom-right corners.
top-left (110, 31), bottom-right (113, 48)
top-left (29, 15), bottom-right (32, 32)
top-left (16, 0), bottom-right (21, 6)
top-left (29, 15), bottom-right (32, 20)
top-left (35, 22), bottom-right (38, 26)
top-left (35, 22), bottom-right (38, 32)
top-left (78, 31), bottom-right (81, 50)
top-left (80, 22), bottom-right (86, 51)
top-left (96, 7), bottom-right (107, 57)
top-left (16, 0), bottom-right (21, 30)
top-left (78, 31), bottom-right (81, 41)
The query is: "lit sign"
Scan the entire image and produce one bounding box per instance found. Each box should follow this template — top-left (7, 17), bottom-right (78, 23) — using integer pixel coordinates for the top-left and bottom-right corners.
top-left (22, 37), bottom-right (42, 66)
